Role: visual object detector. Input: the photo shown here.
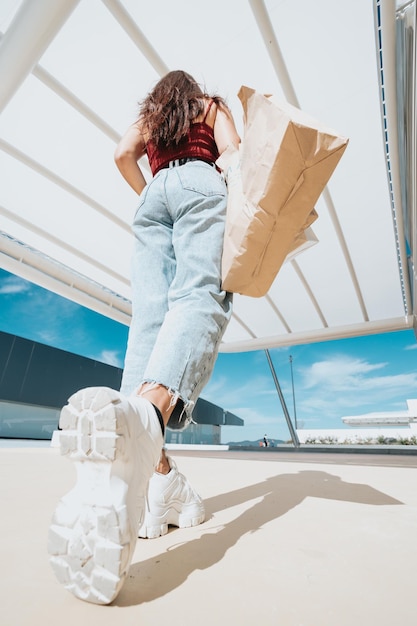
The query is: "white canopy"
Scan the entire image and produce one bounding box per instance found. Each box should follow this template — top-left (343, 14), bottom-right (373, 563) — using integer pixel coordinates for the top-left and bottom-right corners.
top-left (0, 0), bottom-right (415, 353)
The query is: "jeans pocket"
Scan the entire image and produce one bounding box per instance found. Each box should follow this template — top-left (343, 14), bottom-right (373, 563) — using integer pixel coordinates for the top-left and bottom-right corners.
top-left (177, 164), bottom-right (226, 197)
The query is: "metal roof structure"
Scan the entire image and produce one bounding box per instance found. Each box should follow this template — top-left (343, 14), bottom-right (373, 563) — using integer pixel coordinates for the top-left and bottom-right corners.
top-left (0, 0), bottom-right (416, 353)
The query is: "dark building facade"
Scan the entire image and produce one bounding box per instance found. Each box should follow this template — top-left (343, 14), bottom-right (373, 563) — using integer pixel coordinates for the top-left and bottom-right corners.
top-left (0, 330), bottom-right (243, 443)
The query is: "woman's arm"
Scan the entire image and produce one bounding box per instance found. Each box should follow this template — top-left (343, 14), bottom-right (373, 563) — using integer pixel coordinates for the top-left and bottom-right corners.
top-left (213, 103), bottom-right (241, 155)
top-left (114, 122), bottom-right (148, 195)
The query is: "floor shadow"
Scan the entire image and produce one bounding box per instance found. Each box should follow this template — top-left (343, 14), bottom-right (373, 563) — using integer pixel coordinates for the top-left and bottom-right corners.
top-left (114, 469), bottom-right (403, 607)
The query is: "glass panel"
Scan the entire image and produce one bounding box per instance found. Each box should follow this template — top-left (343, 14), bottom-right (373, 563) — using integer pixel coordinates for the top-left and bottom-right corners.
top-left (0, 400), bottom-right (59, 439)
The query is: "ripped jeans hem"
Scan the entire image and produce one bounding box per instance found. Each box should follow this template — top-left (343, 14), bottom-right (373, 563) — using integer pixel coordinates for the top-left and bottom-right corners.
top-left (134, 380), bottom-right (196, 429)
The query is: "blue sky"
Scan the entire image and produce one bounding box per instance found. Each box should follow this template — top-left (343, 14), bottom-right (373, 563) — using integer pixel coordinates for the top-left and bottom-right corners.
top-left (1, 267), bottom-right (416, 443)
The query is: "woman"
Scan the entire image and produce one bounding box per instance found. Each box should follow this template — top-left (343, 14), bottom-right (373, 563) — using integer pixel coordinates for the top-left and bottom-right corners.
top-left (48, 70), bottom-right (240, 605)
top-left (116, 70), bottom-right (240, 536)
top-left (116, 69), bottom-right (240, 426)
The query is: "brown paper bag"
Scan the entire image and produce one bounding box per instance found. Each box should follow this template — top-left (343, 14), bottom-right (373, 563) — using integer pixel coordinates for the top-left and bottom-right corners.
top-left (286, 225), bottom-right (318, 262)
top-left (218, 86), bottom-right (348, 297)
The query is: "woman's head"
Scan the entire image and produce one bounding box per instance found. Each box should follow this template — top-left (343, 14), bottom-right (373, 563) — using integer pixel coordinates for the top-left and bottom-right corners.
top-left (153, 70), bottom-right (204, 101)
top-left (139, 70), bottom-right (223, 146)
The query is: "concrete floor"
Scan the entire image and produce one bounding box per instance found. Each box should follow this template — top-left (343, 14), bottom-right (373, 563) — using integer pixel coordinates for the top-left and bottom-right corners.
top-left (0, 445), bottom-right (416, 626)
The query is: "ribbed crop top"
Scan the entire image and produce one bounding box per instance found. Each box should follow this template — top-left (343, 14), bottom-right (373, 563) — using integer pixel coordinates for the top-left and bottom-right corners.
top-left (146, 100), bottom-right (219, 176)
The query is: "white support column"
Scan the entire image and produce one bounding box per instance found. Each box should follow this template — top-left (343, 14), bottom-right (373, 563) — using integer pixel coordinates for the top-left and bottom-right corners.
top-left (0, 0), bottom-right (80, 113)
top-left (375, 0), bottom-right (413, 319)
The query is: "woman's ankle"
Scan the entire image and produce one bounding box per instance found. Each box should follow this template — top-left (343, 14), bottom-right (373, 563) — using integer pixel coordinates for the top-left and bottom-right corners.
top-left (155, 450), bottom-right (171, 475)
top-left (138, 383), bottom-right (176, 425)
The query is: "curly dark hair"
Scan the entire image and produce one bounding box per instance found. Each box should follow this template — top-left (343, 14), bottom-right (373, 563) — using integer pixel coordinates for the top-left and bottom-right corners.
top-left (139, 70), bottom-right (227, 147)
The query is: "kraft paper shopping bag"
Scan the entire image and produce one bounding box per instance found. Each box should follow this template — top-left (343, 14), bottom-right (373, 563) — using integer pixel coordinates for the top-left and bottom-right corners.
top-left (218, 87), bottom-right (348, 297)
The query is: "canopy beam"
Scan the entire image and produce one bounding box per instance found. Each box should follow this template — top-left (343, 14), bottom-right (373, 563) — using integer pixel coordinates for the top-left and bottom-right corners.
top-left (0, 0), bottom-right (80, 114)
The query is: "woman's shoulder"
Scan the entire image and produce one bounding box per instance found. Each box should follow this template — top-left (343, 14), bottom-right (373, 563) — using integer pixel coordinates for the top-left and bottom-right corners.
top-left (192, 98), bottom-right (218, 126)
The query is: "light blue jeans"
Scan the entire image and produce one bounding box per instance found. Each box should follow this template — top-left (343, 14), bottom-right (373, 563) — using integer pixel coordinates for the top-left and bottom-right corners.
top-left (120, 160), bottom-right (233, 426)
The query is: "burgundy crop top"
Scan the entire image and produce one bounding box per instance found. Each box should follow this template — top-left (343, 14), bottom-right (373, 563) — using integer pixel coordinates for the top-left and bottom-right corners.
top-left (146, 100), bottom-right (219, 176)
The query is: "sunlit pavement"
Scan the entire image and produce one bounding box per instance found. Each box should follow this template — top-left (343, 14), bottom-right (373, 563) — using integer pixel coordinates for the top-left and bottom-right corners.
top-left (0, 445), bottom-right (416, 626)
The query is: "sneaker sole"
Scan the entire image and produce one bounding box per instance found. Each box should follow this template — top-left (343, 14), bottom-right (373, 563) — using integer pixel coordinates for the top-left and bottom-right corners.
top-left (48, 387), bottom-right (141, 605)
top-left (139, 504), bottom-right (206, 539)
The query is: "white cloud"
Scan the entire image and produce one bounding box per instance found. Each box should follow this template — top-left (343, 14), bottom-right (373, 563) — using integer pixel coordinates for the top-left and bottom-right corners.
top-left (37, 329), bottom-right (61, 345)
top-left (22, 290), bottom-right (88, 343)
top-left (97, 349), bottom-right (122, 367)
top-left (203, 373), bottom-right (276, 411)
top-left (301, 356), bottom-right (387, 390)
top-left (290, 354), bottom-right (417, 425)
top-left (226, 406), bottom-right (277, 427)
top-left (0, 276), bottom-right (30, 295)
top-left (205, 350), bottom-right (417, 439)
top-left (405, 343), bottom-right (417, 351)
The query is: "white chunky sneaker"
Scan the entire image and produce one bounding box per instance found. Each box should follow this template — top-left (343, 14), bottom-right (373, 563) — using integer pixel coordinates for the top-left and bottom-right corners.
top-left (48, 387), bottom-right (163, 605)
top-left (138, 456), bottom-right (205, 539)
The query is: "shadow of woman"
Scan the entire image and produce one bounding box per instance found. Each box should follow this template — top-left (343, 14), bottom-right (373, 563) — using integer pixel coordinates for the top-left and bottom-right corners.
top-left (114, 469), bottom-right (402, 606)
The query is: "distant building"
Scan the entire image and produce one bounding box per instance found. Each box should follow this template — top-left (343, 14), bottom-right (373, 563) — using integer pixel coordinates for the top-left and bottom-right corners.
top-left (341, 400), bottom-right (417, 427)
top-left (165, 397), bottom-right (243, 446)
top-left (297, 399), bottom-right (417, 443)
top-left (0, 330), bottom-right (243, 443)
